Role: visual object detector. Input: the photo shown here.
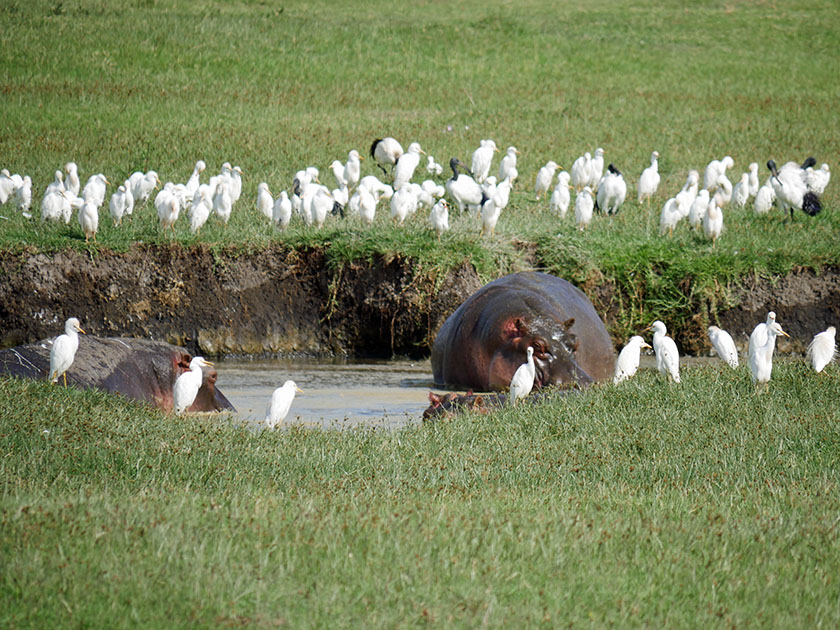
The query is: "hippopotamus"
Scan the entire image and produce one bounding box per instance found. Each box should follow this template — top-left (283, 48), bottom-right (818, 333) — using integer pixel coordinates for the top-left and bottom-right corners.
top-left (0, 336), bottom-right (234, 413)
top-left (431, 271), bottom-right (615, 391)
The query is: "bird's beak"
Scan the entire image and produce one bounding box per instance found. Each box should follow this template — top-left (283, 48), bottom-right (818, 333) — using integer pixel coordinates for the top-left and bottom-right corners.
top-left (567, 185), bottom-right (574, 190)
top-left (295, 386), bottom-right (304, 394)
top-left (359, 155), bottom-right (365, 161)
top-left (642, 342), bottom-right (652, 349)
top-left (779, 329), bottom-right (790, 338)
top-left (558, 165), bottom-right (565, 170)
top-left (105, 178), bottom-right (111, 186)
top-left (420, 149), bottom-right (427, 155)
top-left (205, 360), bottom-right (215, 367)
top-left (78, 326), bottom-right (86, 335)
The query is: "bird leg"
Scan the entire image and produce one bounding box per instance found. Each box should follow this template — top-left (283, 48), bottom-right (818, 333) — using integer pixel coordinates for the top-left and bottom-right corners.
top-left (63, 372), bottom-right (67, 387)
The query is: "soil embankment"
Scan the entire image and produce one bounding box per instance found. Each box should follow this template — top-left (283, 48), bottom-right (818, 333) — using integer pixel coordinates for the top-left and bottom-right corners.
top-left (1, 244), bottom-right (838, 357)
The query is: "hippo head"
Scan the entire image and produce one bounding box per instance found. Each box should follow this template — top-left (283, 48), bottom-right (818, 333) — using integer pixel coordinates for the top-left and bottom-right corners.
top-left (507, 315), bottom-right (594, 389)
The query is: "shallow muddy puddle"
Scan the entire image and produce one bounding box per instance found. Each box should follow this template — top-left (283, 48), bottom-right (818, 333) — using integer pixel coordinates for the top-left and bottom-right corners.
top-left (214, 357), bottom-right (438, 430)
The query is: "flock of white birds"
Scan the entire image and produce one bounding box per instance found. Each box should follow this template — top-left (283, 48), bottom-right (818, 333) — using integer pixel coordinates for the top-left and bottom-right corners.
top-left (0, 136), bottom-right (831, 246)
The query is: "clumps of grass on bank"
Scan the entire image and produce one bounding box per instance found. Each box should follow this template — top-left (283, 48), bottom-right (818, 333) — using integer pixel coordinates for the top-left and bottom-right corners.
top-left (3, 364), bottom-right (840, 627)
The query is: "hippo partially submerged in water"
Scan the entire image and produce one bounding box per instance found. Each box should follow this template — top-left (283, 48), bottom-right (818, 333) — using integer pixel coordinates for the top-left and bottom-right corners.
top-left (0, 335), bottom-right (234, 413)
top-left (431, 271), bottom-right (615, 391)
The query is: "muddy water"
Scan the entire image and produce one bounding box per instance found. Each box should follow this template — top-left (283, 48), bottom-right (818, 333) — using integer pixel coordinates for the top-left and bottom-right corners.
top-left (214, 358), bottom-right (438, 430)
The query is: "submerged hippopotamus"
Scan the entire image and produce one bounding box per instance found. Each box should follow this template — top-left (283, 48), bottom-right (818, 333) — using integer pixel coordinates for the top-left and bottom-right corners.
top-left (431, 271), bottom-right (615, 391)
top-left (0, 336), bottom-right (234, 413)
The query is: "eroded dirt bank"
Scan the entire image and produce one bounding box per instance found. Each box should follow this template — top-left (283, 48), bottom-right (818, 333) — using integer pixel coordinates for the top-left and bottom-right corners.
top-left (1, 245), bottom-right (838, 356)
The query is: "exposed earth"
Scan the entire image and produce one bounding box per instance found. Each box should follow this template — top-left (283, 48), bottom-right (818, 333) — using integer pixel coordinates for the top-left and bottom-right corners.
top-left (1, 244), bottom-right (838, 357)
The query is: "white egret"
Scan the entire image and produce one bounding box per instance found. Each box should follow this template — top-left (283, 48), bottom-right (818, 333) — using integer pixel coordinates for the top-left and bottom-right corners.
top-left (230, 166), bottom-right (243, 203)
top-left (393, 142), bottom-right (424, 190)
top-left (185, 159), bottom-right (206, 201)
top-left (748, 162), bottom-right (760, 197)
top-left (265, 380), bottom-right (303, 429)
top-left (748, 312), bottom-right (788, 387)
top-left (650, 320), bottom-right (680, 383)
top-left (470, 139), bottom-right (498, 183)
top-left (129, 170), bottom-right (160, 207)
top-left (426, 155), bottom-right (444, 176)
top-left (588, 147), bottom-right (605, 189)
top-left (122, 180), bottom-right (135, 219)
top-left (534, 161), bottom-right (560, 200)
top-left (674, 170), bottom-right (700, 218)
top-left (703, 198), bottom-right (723, 246)
top-left (390, 183), bottom-right (417, 225)
top-left (61, 190), bottom-right (83, 224)
top-left (659, 197), bottom-right (681, 237)
top-left (688, 189), bottom-right (710, 230)
top-left (429, 199), bottom-right (449, 240)
top-left (0, 171), bottom-right (14, 204)
top-left (78, 199), bottom-right (99, 243)
top-left (173, 356), bottom-right (214, 415)
top-left (497, 146), bottom-right (520, 183)
top-left (492, 174), bottom-right (513, 212)
top-left (370, 137), bottom-right (404, 174)
top-left (344, 150), bottom-right (362, 189)
top-left (157, 189), bottom-right (180, 235)
top-left (613, 335), bottom-right (651, 384)
top-left (805, 163), bottom-right (830, 196)
top-left (311, 188), bottom-right (337, 228)
top-left (64, 162), bottom-right (80, 197)
top-left (807, 326), bottom-right (836, 373)
top-left (14, 175), bottom-right (32, 213)
top-left (357, 185), bottom-right (377, 226)
top-left (753, 183), bottom-right (775, 214)
top-left (49, 317), bottom-right (85, 386)
top-left (256, 182), bottom-right (273, 220)
top-left (329, 160), bottom-right (346, 188)
top-left (595, 164), bottom-right (627, 215)
top-left (446, 158), bottom-right (484, 214)
top-left (272, 191), bottom-right (292, 229)
top-left (767, 159), bottom-right (822, 219)
top-left (41, 189), bottom-right (65, 222)
top-left (190, 186), bottom-right (213, 234)
top-left (509, 346), bottom-right (536, 406)
top-left (213, 179), bottom-right (233, 225)
top-left (713, 173), bottom-right (732, 208)
top-left (708, 326), bottom-right (738, 368)
top-left (703, 156), bottom-right (733, 192)
top-left (637, 151), bottom-right (660, 205)
top-left (109, 185), bottom-right (128, 226)
top-left (549, 171), bottom-right (572, 218)
top-left (420, 180), bottom-right (445, 208)
top-left (575, 186), bottom-right (594, 231)
top-left (570, 151), bottom-right (591, 192)
top-left (731, 173), bottom-right (750, 208)
top-left (481, 199), bottom-right (501, 236)
top-left (45, 170), bottom-right (65, 197)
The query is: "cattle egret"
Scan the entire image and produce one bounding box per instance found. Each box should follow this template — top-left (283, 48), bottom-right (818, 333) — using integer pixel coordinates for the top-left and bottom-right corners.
top-left (575, 186), bottom-right (594, 231)
top-left (549, 171), bottom-right (572, 218)
top-left (190, 186), bottom-right (213, 234)
top-left (426, 155), bottom-right (444, 176)
top-left (535, 161), bottom-right (560, 200)
top-left (41, 190), bottom-right (65, 222)
top-left (173, 356), bottom-right (214, 415)
top-left (429, 199), bottom-right (449, 240)
top-left (311, 188), bottom-right (337, 227)
top-left (329, 160), bottom-right (346, 188)
top-left (754, 183), bottom-right (775, 214)
top-left (81, 174), bottom-right (108, 208)
top-left (344, 150), bottom-right (362, 189)
top-left (256, 182), bottom-right (273, 220)
top-left (393, 142), bottom-right (424, 190)
top-left (45, 170), bottom-right (65, 197)
top-left (157, 189), bottom-right (180, 235)
top-left (659, 197), bottom-right (681, 237)
top-left (731, 173), bottom-right (750, 208)
top-left (49, 317), bottom-right (85, 386)
top-left (688, 189), bottom-right (710, 229)
top-left (649, 320), bottom-right (680, 383)
top-left (390, 183), bottom-right (417, 225)
top-left (78, 199), bottom-right (99, 243)
top-left (109, 185), bottom-right (128, 226)
top-left (704, 156), bottom-right (734, 192)
top-left (804, 163), bottom-right (830, 196)
top-left (272, 191), bottom-right (292, 228)
top-left (122, 181), bottom-right (135, 219)
top-left (265, 380), bottom-right (303, 429)
top-left (213, 180), bottom-right (233, 225)
top-left (570, 152), bottom-right (591, 192)
top-left (492, 174), bottom-right (513, 211)
top-left (481, 199), bottom-right (501, 236)
top-left (129, 170), bottom-right (160, 207)
top-left (807, 326), bottom-right (836, 373)
top-left (588, 147), bottom-right (605, 189)
top-left (13, 175), bottom-right (32, 212)
top-left (748, 162), bottom-right (760, 197)
top-left (767, 159), bottom-right (822, 219)
top-left (446, 158), bottom-right (484, 214)
top-left (0, 171), bottom-right (15, 204)
top-left (185, 160), bottom-right (206, 200)
top-left (596, 164), bottom-right (627, 215)
top-left (358, 185), bottom-right (377, 226)
top-left (229, 166), bottom-right (243, 203)
top-left (703, 198), bottom-right (723, 246)
top-left (708, 326), bottom-right (738, 368)
top-left (637, 151), bottom-right (660, 205)
top-left (470, 139), bottom-right (498, 183)
top-left (498, 146), bottom-right (519, 182)
top-left (713, 173), bottom-right (733, 208)
top-left (63, 162), bottom-right (81, 197)
top-left (675, 171), bottom-right (700, 219)
top-left (509, 346), bottom-right (536, 405)
top-left (748, 312), bottom-right (788, 388)
top-left (370, 137), bottom-right (404, 174)
top-left (614, 336), bottom-right (651, 384)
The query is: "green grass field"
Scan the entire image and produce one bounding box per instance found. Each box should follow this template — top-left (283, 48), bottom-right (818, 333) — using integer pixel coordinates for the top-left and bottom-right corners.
top-left (3, 0), bottom-right (840, 626)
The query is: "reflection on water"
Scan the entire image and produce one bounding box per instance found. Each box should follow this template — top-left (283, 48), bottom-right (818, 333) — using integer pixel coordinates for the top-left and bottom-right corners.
top-left (214, 357), bottom-right (436, 430)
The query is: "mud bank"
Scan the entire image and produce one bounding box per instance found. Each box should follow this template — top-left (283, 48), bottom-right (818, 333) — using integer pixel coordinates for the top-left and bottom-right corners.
top-left (1, 245), bottom-right (837, 356)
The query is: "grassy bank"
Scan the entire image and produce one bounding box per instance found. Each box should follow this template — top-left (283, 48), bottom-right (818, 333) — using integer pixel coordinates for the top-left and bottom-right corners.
top-left (3, 364), bottom-right (840, 627)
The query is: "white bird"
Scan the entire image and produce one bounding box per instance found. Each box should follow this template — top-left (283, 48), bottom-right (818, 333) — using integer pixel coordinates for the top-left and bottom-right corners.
top-left (703, 198), bottom-right (723, 246)
top-left (708, 325), bottom-right (738, 368)
top-left (390, 183), bottom-right (417, 225)
top-left (190, 185), bottom-right (213, 234)
top-left (359, 175), bottom-right (393, 204)
top-left (807, 326), bottom-right (836, 373)
top-left (264, 380), bottom-right (303, 429)
top-left (49, 317), bottom-right (85, 386)
top-left (229, 165), bottom-right (243, 203)
top-left (393, 142), bottom-right (424, 190)
top-left (688, 189), bottom-right (710, 229)
top-left (509, 346), bottom-right (536, 405)
top-left (357, 184), bottom-right (377, 226)
top-left (575, 186), bottom-right (594, 231)
top-left (674, 170), bottom-right (700, 218)
top-left (595, 164), bottom-right (627, 215)
top-left (370, 137), bottom-right (404, 174)
top-left (82, 174), bottom-right (109, 208)
top-left (767, 159), bottom-right (822, 219)
top-left (731, 173), bottom-right (750, 208)
top-left (805, 163), bottom-right (831, 196)
top-left (310, 188), bottom-right (336, 228)
top-left (184, 160), bottom-right (206, 202)
top-left (420, 180), bottom-right (445, 208)
top-left (344, 150), bottom-right (362, 189)
top-left (481, 199), bottom-right (501, 236)
top-left (272, 190), bottom-right (292, 229)
top-left (426, 155), bottom-right (444, 176)
top-left (748, 162), bottom-right (760, 197)
top-left (446, 158), bottom-right (484, 214)
top-left (172, 356), bottom-right (214, 415)
top-left (470, 139), bottom-right (498, 183)
top-left (41, 189), bottom-right (66, 222)
top-left (613, 335), bottom-right (651, 384)
top-left (109, 186), bottom-right (128, 226)
top-left (78, 199), bottom-right (99, 243)
top-left (13, 175), bottom-right (32, 213)
top-left (570, 152), bottom-right (591, 192)
top-left (637, 151), bottom-right (660, 205)
top-left (61, 190), bottom-right (84, 224)
top-left (329, 160), bottom-right (346, 188)
top-left (704, 156), bottom-right (734, 192)
top-left (549, 171), bottom-right (572, 218)
top-left (497, 146), bottom-right (519, 182)
top-left (748, 312), bottom-right (788, 387)
top-left (650, 320), bottom-right (680, 383)
top-left (429, 199), bottom-right (449, 240)
top-left (492, 174), bottom-right (513, 212)
top-left (213, 180), bottom-right (233, 225)
top-left (157, 189), bottom-right (181, 234)
top-left (588, 147), bottom-right (605, 189)
top-left (713, 173), bottom-right (733, 208)
top-left (122, 181), bottom-right (135, 220)
top-left (129, 170), bottom-right (160, 207)
top-left (45, 170), bottom-right (65, 197)
top-left (753, 183), bottom-right (776, 214)
top-left (535, 161), bottom-right (560, 200)
top-left (256, 182), bottom-right (273, 220)
top-left (659, 197), bottom-right (681, 237)
top-left (0, 170), bottom-right (15, 204)
top-left (64, 162), bottom-right (81, 197)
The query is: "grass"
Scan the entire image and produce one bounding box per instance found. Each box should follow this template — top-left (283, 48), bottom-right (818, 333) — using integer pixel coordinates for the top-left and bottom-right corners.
top-left (3, 362), bottom-right (840, 627)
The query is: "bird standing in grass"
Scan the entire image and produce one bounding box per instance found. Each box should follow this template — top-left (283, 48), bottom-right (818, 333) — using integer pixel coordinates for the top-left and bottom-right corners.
top-left (446, 158), bottom-right (484, 214)
top-left (78, 199), bottom-right (99, 243)
top-left (708, 325), bottom-right (739, 368)
top-left (429, 199), bottom-right (449, 240)
top-left (471, 139), bottom-right (498, 184)
top-left (703, 198), bottom-right (723, 246)
top-left (748, 311), bottom-right (789, 388)
top-left (535, 161), bottom-right (560, 200)
top-left (509, 346), bottom-right (536, 405)
top-left (265, 380), bottom-right (304, 429)
top-left (498, 146), bottom-right (519, 183)
top-left (596, 164), bottom-right (627, 215)
top-left (393, 142), bottom-right (424, 190)
top-left (614, 336), bottom-right (651, 384)
top-left (570, 151), bottom-right (591, 192)
top-left (549, 171), bottom-right (572, 218)
top-left (637, 151), bottom-right (660, 205)
top-left (49, 317), bottom-right (85, 386)
top-left (173, 356), bottom-right (213, 415)
top-left (64, 162), bottom-right (80, 197)
top-left (370, 137), bottom-right (404, 175)
top-left (767, 159), bottom-right (822, 219)
top-left (807, 326), bottom-right (836, 373)
top-left (256, 182), bottom-right (273, 220)
top-left (575, 186), bottom-right (594, 231)
top-left (650, 320), bottom-right (680, 383)
top-left (273, 190), bottom-right (292, 229)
